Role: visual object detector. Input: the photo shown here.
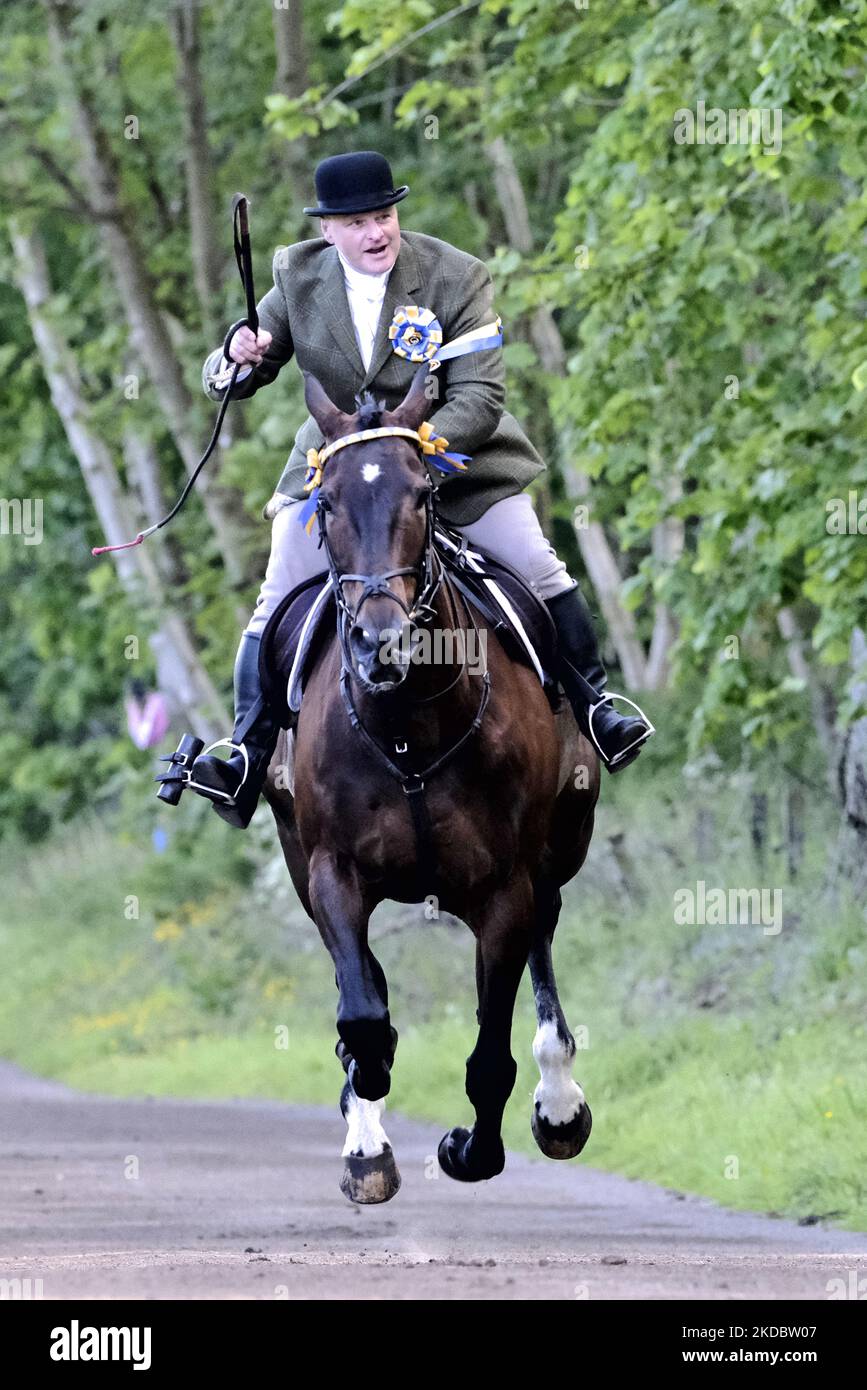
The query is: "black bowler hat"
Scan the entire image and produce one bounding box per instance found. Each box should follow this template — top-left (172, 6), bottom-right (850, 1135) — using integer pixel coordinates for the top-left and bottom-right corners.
top-left (303, 151), bottom-right (409, 217)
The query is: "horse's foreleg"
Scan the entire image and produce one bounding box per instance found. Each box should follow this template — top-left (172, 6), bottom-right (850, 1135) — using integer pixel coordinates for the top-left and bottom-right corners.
top-left (438, 877), bottom-right (533, 1183)
top-left (263, 778), bottom-right (313, 921)
top-left (527, 873), bottom-right (592, 1159)
top-left (309, 853), bottom-right (400, 1204)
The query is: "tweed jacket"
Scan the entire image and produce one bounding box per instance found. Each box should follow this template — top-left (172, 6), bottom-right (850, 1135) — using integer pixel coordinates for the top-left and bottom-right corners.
top-left (202, 229), bottom-right (545, 526)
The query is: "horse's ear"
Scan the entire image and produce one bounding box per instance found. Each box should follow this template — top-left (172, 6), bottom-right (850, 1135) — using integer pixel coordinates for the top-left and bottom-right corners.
top-left (383, 364), bottom-right (434, 433)
top-left (303, 372), bottom-right (353, 442)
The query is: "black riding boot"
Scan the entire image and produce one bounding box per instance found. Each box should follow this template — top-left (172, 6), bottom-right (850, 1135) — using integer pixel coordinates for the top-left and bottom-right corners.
top-left (188, 631), bottom-right (282, 828)
top-left (545, 584), bottom-right (654, 773)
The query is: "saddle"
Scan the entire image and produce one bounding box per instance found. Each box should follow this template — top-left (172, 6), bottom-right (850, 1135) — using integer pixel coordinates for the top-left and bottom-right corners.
top-left (258, 524), bottom-right (561, 728)
top-left (433, 521), bottom-right (559, 692)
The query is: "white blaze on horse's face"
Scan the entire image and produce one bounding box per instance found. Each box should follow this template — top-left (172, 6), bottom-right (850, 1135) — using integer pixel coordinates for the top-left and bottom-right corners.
top-left (361, 463), bottom-right (381, 484)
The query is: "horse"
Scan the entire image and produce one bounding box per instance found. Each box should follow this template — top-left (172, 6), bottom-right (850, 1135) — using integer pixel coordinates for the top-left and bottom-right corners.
top-left (261, 366), bottom-right (601, 1203)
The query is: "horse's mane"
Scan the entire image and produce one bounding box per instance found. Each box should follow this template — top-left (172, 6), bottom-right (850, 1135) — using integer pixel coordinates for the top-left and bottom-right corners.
top-left (353, 390), bottom-right (387, 431)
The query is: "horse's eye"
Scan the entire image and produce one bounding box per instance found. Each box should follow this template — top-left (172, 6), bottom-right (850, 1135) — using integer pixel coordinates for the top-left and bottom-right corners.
top-left (319, 494), bottom-right (332, 514)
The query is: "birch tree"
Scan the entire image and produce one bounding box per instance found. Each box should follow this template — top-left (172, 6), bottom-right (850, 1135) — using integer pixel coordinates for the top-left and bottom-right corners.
top-left (10, 217), bottom-right (228, 743)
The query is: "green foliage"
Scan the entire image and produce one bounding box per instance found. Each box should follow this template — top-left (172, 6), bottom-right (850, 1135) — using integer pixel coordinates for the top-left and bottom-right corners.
top-left (1, 0), bottom-right (866, 843)
top-left (320, 0), bottom-right (867, 768)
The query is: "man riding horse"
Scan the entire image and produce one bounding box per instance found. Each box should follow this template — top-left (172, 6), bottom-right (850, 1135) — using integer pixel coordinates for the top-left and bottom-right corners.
top-left (179, 151), bottom-right (653, 827)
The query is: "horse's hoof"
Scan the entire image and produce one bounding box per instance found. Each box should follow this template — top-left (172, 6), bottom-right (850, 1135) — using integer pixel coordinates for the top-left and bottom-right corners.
top-left (437, 1126), bottom-right (505, 1183)
top-left (531, 1099), bottom-right (592, 1159)
top-left (339, 1147), bottom-right (401, 1204)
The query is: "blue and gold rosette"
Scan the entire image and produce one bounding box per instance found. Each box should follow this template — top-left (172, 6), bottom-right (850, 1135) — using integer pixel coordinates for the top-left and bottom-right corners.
top-left (389, 304), bottom-right (503, 368)
top-left (388, 305), bottom-right (444, 364)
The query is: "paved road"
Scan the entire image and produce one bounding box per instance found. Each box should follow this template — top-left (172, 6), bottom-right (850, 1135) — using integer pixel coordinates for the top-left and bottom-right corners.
top-left (1, 1061), bottom-right (864, 1300)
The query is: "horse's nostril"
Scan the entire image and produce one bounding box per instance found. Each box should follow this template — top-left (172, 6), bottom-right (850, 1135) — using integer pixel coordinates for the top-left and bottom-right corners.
top-left (349, 623), bottom-right (376, 657)
top-left (347, 620), bottom-right (409, 688)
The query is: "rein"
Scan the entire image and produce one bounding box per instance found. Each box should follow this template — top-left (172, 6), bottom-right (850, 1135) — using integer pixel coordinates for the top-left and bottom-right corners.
top-left (313, 439), bottom-right (492, 901)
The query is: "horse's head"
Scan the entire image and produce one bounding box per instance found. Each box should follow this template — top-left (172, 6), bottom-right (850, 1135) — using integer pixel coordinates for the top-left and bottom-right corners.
top-left (303, 365), bottom-right (438, 694)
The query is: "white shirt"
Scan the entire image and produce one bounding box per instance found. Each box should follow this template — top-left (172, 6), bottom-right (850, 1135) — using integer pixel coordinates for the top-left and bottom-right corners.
top-left (207, 244), bottom-right (393, 391)
top-left (336, 247), bottom-right (391, 372)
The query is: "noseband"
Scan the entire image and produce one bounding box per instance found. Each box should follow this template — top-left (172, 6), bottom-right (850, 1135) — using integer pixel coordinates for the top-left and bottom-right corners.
top-left (311, 431), bottom-right (446, 669)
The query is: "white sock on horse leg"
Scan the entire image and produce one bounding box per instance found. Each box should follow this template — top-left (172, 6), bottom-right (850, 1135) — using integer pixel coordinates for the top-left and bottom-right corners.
top-left (532, 1019), bottom-right (585, 1126)
top-left (342, 1089), bottom-right (392, 1159)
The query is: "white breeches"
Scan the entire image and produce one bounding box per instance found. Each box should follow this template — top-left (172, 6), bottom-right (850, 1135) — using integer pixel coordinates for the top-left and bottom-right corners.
top-left (243, 492), bottom-right (575, 637)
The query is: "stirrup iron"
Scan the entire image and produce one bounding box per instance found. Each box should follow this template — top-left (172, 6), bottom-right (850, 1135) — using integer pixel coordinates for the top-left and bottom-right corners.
top-left (586, 692), bottom-right (655, 769)
top-left (155, 734), bottom-right (250, 806)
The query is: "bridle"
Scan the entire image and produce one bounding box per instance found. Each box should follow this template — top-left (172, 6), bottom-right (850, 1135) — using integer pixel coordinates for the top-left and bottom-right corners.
top-left (309, 426), bottom-right (492, 901)
top-left (312, 442), bottom-right (445, 673)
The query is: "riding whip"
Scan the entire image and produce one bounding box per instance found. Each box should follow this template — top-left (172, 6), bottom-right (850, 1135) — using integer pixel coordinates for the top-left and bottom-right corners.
top-left (92, 193), bottom-right (258, 556)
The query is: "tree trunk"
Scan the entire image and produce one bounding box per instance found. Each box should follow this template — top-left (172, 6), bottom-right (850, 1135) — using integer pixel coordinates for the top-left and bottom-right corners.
top-left (10, 218), bottom-right (227, 743)
top-left (168, 0), bottom-right (222, 344)
top-left (483, 133), bottom-right (651, 687)
top-left (568, 472), bottom-right (651, 690)
top-left (272, 0), bottom-right (312, 243)
top-left (777, 605), bottom-right (838, 793)
top-left (43, 0), bottom-right (253, 588)
top-left (786, 781), bottom-right (805, 881)
top-left (645, 488), bottom-right (684, 691)
top-left (166, 0), bottom-right (255, 533)
top-left (835, 626), bottom-right (867, 902)
top-left (750, 790), bottom-right (769, 869)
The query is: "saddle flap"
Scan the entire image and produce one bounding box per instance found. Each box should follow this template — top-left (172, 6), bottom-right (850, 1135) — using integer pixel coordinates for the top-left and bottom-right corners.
top-left (433, 524), bottom-right (559, 692)
top-left (259, 571), bottom-right (334, 725)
